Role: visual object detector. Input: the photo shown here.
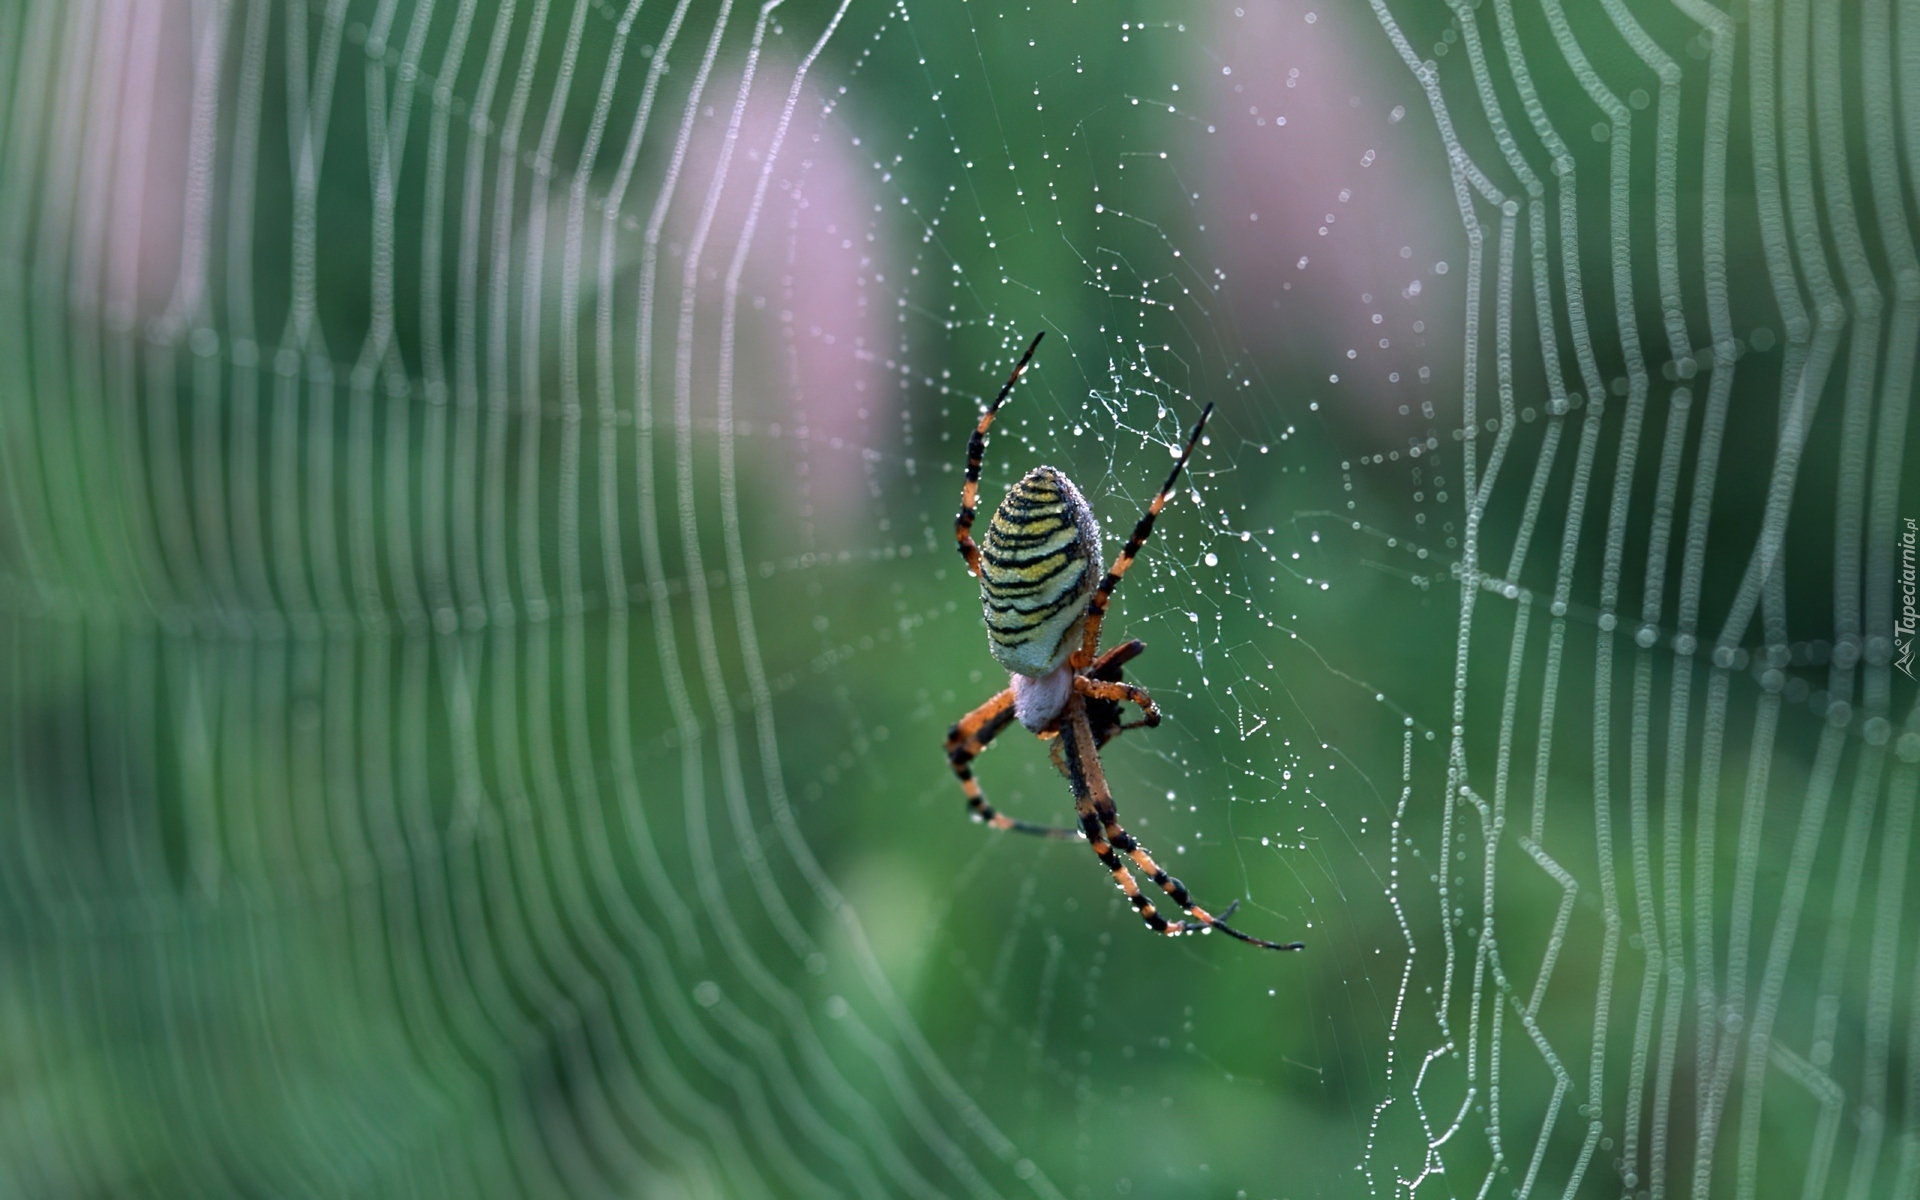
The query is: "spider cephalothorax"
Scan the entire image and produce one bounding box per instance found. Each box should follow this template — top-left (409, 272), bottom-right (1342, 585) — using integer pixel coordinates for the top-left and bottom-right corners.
top-left (944, 331), bottom-right (1301, 952)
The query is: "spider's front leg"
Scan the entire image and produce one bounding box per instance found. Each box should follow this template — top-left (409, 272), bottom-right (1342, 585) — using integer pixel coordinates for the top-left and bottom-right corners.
top-left (1059, 698), bottom-right (1302, 951)
top-left (947, 689), bottom-right (1081, 839)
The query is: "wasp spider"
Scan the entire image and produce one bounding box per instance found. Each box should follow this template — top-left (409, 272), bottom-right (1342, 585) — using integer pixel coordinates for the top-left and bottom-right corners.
top-left (947, 332), bottom-right (1301, 951)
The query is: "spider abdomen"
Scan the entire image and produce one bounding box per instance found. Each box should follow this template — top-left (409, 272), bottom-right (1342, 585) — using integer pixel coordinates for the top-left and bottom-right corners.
top-left (979, 466), bottom-right (1102, 676)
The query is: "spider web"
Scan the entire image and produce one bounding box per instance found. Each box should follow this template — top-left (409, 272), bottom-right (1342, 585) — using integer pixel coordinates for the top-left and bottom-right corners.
top-left (1, 0), bottom-right (1917, 1198)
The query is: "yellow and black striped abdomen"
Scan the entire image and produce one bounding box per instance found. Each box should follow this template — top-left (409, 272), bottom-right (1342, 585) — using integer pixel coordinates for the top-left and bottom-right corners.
top-left (979, 467), bottom-right (1102, 676)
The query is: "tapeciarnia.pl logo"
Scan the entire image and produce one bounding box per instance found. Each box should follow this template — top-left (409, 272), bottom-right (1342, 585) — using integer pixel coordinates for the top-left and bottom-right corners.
top-left (1899, 517), bottom-right (1917, 680)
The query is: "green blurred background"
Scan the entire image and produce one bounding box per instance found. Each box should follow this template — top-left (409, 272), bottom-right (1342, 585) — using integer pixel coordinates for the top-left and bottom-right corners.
top-left (1, 0), bottom-right (1916, 1196)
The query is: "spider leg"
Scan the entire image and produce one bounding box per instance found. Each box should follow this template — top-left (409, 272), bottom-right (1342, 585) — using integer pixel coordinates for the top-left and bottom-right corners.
top-left (1060, 699), bottom-right (1301, 950)
top-left (947, 687), bottom-right (1081, 839)
top-left (1072, 405), bottom-right (1213, 669)
top-left (1072, 676), bottom-right (1159, 727)
top-left (1090, 717), bottom-right (1155, 747)
top-left (1049, 732), bottom-right (1069, 779)
top-left (1080, 639), bottom-right (1148, 750)
top-left (1059, 721), bottom-right (1184, 938)
top-left (955, 331), bottom-right (1046, 578)
top-left (1044, 722), bottom-right (1123, 780)
top-left (1087, 638), bottom-right (1146, 679)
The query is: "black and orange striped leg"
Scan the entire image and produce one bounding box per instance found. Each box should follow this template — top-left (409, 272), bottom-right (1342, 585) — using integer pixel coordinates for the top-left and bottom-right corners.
top-left (1087, 638), bottom-right (1146, 678)
top-left (1073, 676), bottom-right (1159, 727)
top-left (1082, 640), bottom-right (1154, 745)
top-left (1060, 699), bottom-right (1302, 951)
top-left (955, 331), bottom-right (1047, 578)
top-left (1057, 701), bottom-right (1185, 937)
top-left (1074, 403), bottom-right (1214, 667)
top-left (947, 687), bottom-right (1081, 839)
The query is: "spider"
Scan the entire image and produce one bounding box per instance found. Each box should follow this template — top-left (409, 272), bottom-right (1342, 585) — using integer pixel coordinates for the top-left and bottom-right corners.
top-left (945, 331), bottom-right (1302, 952)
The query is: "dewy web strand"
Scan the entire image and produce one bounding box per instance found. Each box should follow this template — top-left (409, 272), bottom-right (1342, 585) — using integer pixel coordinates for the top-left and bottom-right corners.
top-left (1367, 0), bottom-right (1920, 1197)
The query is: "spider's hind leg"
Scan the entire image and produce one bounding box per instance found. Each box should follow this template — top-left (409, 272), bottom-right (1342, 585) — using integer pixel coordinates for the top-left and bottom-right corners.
top-left (1071, 405), bottom-right (1213, 668)
top-left (954, 332), bottom-right (1046, 577)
